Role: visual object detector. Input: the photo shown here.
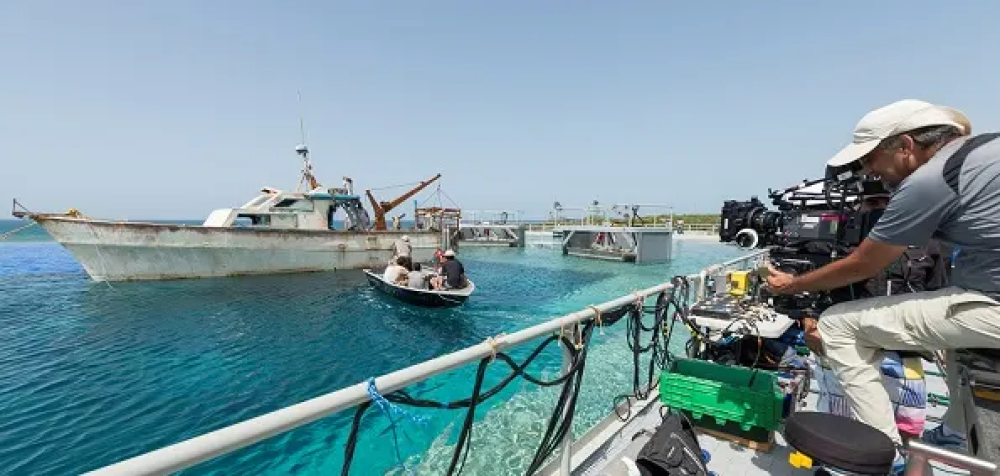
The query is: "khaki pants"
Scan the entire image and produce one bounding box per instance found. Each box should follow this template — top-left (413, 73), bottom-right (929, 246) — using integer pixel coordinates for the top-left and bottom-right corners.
top-left (817, 286), bottom-right (1000, 446)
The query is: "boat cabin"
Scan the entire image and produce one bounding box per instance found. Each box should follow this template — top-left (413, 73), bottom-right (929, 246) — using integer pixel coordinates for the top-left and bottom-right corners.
top-left (202, 186), bottom-right (371, 231)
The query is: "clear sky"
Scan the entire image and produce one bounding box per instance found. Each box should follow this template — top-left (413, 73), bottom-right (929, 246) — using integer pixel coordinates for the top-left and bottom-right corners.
top-left (2, 2), bottom-right (998, 220)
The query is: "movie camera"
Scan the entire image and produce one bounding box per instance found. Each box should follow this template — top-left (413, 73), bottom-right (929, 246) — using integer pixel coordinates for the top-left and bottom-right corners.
top-left (717, 163), bottom-right (889, 317)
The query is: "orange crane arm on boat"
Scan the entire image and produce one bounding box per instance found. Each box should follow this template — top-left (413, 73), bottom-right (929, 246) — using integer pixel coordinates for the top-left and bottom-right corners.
top-left (366, 173), bottom-right (442, 230)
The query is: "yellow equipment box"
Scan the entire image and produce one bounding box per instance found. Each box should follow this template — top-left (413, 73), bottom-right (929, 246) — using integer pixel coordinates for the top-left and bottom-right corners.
top-left (727, 270), bottom-right (751, 296)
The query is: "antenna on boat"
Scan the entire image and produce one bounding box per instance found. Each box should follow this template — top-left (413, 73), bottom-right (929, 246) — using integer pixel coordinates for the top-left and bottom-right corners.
top-left (295, 89), bottom-right (320, 192)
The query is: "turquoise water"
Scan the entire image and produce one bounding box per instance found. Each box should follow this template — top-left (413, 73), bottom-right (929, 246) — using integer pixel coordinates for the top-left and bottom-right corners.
top-left (0, 222), bottom-right (742, 475)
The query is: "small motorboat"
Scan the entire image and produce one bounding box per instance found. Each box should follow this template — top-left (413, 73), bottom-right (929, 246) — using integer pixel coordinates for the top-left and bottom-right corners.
top-left (364, 269), bottom-right (476, 308)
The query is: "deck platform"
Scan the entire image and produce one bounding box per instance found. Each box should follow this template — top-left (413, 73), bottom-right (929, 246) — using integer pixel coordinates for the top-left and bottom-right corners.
top-left (540, 359), bottom-right (969, 476)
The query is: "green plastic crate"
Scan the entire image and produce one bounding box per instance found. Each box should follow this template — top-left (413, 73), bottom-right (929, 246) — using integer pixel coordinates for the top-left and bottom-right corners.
top-left (659, 358), bottom-right (784, 431)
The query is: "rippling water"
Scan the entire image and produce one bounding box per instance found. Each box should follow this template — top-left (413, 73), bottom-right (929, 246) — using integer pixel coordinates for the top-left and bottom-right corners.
top-left (0, 233), bottom-right (743, 475)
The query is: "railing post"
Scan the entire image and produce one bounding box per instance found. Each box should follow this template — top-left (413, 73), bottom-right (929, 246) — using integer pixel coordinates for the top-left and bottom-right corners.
top-left (559, 339), bottom-right (574, 475)
top-left (903, 440), bottom-right (997, 475)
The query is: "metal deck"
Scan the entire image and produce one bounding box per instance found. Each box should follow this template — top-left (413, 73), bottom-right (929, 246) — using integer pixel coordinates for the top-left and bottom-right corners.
top-left (541, 359), bottom-right (965, 476)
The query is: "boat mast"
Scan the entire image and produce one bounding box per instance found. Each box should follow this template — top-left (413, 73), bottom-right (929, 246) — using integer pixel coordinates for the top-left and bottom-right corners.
top-left (295, 90), bottom-right (321, 192)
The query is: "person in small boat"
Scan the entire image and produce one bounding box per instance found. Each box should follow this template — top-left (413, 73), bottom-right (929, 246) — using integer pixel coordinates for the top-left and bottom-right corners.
top-left (392, 235), bottom-right (411, 259)
top-left (383, 256), bottom-right (409, 285)
top-left (432, 249), bottom-right (445, 274)
top-left (431, 249), bottom-right (466, 290)
top-left (408, 263), bottom-right (428, 289)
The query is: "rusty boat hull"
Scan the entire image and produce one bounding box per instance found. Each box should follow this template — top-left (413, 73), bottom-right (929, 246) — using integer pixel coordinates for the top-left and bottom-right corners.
top-left (33, 216), bottom-right (443, 282)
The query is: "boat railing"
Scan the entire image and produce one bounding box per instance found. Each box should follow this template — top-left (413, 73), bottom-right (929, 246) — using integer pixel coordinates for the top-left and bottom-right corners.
top-left (83, 250), bottom-right (767, 476)
top-left (82, 248), bottom-right (993, 476)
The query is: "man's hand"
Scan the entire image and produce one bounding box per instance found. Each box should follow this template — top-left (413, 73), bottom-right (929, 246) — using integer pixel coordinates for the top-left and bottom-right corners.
top-left (801, 317), bottom-right (824, 356)
top-left (764, 263), bottom-right (798, 295)
top-left (763, 238), bottom-right (908, 295)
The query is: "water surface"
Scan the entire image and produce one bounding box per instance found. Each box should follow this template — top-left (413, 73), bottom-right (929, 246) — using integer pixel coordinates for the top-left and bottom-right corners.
top-left (0, 234), bottom-right (742, 475)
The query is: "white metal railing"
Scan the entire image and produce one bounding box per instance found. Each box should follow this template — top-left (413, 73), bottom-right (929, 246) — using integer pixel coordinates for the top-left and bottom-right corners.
top-left (84, 251), bottom-right (766, 476)
top-left (82, 248), bottom-right (993, 476)
top-left (460, 209), bottom-right (526, 226)
top-left (523, 222), bottom-right (719, 234)
top-left (678, 223), bottom-right (719, 234)
top-left (85, 285), bottom-right (672, 475)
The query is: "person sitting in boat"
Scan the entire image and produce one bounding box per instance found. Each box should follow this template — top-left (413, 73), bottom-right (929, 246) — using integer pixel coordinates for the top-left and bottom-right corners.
top-left (383, 256), bottom-right (409, 285)
top-left (431, 249), bottom-right (466, 290)
top-left (392, 235), bottom-right (412, 262)
top-left (432, 249), bottom-right (445, 274)
top-left (408, 263), bottom-right (428, 289)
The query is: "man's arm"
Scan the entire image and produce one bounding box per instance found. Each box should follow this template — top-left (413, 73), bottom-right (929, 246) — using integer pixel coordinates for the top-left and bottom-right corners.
top-left (784, 239), bottom-right (908, 294)
top-left (787, 162), bottom-right (960, 294)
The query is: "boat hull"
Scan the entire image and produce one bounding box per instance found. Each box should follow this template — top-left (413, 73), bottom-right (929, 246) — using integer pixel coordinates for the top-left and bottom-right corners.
top-left (364, 270), bottom-right (473, 308)
top-left (34, 216), bottom-right (444, 282)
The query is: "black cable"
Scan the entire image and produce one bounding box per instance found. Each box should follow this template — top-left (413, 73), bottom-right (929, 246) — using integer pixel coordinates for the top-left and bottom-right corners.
top-left (339, 275), bottom-right (711, 474)
top-left (340, 401), bottom-right (373, 476)
top-left (525, 326), bottom-right (592, 473)
top-left (613, 276), bottom-right (695, 422)
top-left (339, 312), bottom-right (618, 475)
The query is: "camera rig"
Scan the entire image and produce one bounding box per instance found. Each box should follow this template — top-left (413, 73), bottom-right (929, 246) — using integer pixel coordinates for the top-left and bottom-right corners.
top-left (717, 164), bottom-right (888, 317)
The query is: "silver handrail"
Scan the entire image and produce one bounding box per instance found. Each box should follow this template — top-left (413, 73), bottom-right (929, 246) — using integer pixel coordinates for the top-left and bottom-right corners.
top-left (85, 250), bottom-right (769, 475)
top-left (904, 440), bottom-right (998, 475)
top-left (85, 283), bottom-right (684, 475)
top-left (85, 248), bottom-right (996, 476)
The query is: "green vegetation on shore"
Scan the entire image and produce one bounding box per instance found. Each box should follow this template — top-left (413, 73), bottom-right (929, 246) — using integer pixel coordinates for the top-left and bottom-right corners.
top-left (671, 214), bottom-right (720, 225)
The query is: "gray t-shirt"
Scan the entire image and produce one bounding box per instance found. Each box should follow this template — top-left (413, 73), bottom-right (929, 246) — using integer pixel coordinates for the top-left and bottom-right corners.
top-left (407, 270), bottom-right (426, 289)
top-left (869, 135), bottom-right (1000, 298)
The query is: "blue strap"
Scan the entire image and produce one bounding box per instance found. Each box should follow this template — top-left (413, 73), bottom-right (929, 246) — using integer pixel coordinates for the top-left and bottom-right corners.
top-left (366, 378), bottom-right (428, 475)
top-left (951, 246), bottom-right (962, 269)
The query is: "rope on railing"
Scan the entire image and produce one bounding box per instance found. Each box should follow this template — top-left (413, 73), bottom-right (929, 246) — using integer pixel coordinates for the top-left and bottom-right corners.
top-left (364, 377), bottom-right (428, 476)
top-left (336, 289), bottom-right (680, 475)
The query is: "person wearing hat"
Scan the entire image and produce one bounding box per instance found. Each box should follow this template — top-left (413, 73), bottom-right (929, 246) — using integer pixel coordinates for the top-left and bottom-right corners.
top-left (764, 99), bottom-right (1000, 459)
top-left (431, 249), bottom-right (466, 290)
top-left (391, 235), bottom-right (412, 265)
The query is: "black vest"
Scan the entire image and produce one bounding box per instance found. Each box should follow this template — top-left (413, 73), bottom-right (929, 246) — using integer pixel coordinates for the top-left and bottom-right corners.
top-left (862, 240), bottom-right (951, 297)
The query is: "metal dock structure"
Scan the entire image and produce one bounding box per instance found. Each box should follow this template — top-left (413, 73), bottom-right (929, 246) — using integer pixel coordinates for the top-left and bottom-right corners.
top-left (453, 209), bottom-right (528, 247)
top-left (560, 225), bottom-right (673, 263)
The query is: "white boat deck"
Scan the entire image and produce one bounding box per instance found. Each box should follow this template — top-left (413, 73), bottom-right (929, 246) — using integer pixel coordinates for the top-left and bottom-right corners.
top-left (548, 359), bottom-right (964, 476)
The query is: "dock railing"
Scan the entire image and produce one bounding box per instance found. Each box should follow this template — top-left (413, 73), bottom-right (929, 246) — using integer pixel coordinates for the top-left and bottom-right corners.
top-left (525, 222), bottom-right (719, 235)
top-left (82, 247), bottom-right (991, 476)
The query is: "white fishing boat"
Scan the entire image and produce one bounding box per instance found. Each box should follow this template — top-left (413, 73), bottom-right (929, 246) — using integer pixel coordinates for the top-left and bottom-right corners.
top-left (12, 145), bottom-right (449, 282)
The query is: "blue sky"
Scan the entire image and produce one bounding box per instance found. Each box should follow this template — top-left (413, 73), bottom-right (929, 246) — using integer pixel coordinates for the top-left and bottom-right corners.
top-left (2, 2), bottom-right (997, 220)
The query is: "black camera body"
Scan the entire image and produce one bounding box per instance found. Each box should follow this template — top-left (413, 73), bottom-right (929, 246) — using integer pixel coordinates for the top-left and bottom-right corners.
top-left (761, 244), bottom-right (861, 318)
top-left (719, 194), bottom-right (884, 251)
top-left (719, 171), bottom-right (887, 317)
top-left (719, 197), bottom-right (782, 248)
top-left (777, 207), bottom-right (883, 248)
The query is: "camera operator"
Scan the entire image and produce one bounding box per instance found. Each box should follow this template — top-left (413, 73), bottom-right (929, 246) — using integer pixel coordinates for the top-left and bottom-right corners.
top-left (765, 99), bottom-right (1000, 457)
top-left (813, 192), bottom-right (952, 444)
